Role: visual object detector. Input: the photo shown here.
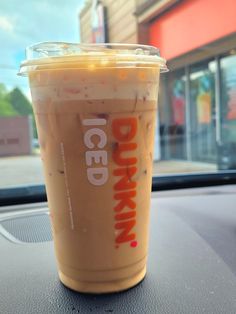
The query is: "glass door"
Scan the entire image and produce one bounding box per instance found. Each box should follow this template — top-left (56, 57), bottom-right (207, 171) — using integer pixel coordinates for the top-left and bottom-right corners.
top-left (220, 52), bottom-right (236, 144)
top-left (189, 60), bottom-right (216, 163)
top-left (166, 69), bottom-right (187, 160)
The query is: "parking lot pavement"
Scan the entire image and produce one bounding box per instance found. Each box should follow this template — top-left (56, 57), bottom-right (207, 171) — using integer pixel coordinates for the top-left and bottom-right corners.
top-left (153, 160), bottom-right (217, 175)
top-left (0, 154), bottom-right (217, 188)
top-left (0, 155), bottom-right (44, 188)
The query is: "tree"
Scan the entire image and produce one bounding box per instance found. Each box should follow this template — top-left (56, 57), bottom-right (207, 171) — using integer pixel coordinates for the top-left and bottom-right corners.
top-left (7, 87), bottom-right (33, 116)
top-left (6, 87), bottom-right (38, 138)
top-left (0, 83), bottom-right (18, 116)
top-left (0, 99), bottom-right (18, 116)
top-left (0, 83), bottom-right (7, 97)
top-left (0, 84), bottom-right (38, 138)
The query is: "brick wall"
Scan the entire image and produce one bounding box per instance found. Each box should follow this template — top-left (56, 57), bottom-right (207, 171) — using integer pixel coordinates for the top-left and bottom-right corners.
top-left (0, 116), bottom-right (33, 156)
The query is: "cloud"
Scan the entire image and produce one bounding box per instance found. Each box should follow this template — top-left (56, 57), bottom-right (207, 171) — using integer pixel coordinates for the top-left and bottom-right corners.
top-left (0, 15), bottom-right (14, 32)
top-left (0, 0), bottom-right (85, 96)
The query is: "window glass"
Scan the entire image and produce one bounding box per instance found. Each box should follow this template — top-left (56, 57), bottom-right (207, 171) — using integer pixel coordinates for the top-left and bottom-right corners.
top-left (0, 0), bottom-right (83, 188)
top-left (189, 60), bottom-right (216, 163)
top-left (168, 70), bottom-right (186, 160)
top-left (0, 0), bottom-right (236, 189)
top-left (221, 53), bottom-right (236, 143)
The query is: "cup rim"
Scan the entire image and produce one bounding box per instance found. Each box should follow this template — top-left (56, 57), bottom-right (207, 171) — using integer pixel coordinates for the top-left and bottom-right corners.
top-left (19, 42), bottom-right (168, 76)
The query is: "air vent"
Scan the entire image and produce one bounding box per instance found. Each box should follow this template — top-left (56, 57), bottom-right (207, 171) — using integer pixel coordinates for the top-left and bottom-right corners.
top-left (0, 213), bottom-right (52, 243)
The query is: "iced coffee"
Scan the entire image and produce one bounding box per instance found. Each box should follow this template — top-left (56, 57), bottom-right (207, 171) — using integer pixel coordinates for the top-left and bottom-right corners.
top-left (19, 43), bottom-right (167, 293)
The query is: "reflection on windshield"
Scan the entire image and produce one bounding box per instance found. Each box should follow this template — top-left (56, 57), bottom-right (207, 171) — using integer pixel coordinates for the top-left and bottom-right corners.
top-left (0, 0), bottom-right (236, 188)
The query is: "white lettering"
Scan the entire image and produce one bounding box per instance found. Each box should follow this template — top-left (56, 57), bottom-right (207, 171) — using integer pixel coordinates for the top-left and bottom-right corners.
top-left (84, 128), bottom-right (107, 149)
top-left (87, 168), bottom-right (108, 186)
top-left (86, 150), bottom-right (108, 166)
top-left (83, 118), bottom-right (108, 186)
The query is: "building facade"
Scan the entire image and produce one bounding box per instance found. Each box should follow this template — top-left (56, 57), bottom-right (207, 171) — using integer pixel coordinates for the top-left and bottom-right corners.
top-left (79, 0), bottom-right (236, 167)
top-left (79, 0), bottom-right (137, 43)
top-left (0, 116), bottom-right (33, 156)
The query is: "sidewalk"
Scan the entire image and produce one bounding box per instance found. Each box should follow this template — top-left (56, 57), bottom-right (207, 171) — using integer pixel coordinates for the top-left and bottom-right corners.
top-left (153, 160), bottom-right (217, 175)
top-left (0, 155), bottom-right (217, 188)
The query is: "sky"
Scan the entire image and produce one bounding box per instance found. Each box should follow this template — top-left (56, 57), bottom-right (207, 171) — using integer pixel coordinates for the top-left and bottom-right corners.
top-left (0, 0), bottom-right (85, 99)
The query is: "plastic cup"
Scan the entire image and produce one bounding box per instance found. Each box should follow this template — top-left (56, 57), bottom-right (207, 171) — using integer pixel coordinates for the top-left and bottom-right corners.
top-left (19, 42), bottom-right (167, 293)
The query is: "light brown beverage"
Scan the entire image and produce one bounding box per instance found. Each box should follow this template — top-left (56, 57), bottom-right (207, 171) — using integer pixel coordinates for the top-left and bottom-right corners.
top-left (19, 43), bottom-right (167, 293)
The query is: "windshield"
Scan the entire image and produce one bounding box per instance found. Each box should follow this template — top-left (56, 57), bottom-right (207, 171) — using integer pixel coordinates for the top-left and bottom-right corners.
top-left (1, 0), bottom-right (236, 191)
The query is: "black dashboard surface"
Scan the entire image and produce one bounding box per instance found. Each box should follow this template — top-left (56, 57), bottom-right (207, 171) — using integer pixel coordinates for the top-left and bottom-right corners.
top-left (0, 186), bottom-right (236, 314)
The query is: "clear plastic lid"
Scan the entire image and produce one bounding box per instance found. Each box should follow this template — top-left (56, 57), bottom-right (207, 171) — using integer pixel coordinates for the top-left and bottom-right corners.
top-left (19, 42), bottom-right (168, 76)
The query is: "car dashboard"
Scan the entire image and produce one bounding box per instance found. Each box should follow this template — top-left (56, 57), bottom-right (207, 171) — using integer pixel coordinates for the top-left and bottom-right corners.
top-left (0, 185), bottom-right (236, 314)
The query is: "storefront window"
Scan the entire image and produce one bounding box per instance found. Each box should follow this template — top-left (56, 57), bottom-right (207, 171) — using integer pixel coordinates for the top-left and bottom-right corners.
top-left (220, 52), bottom-right (236, 144)
top-left (161, 70), bottom-right (186, 160)
top-left (190, 60), bottom-right (216, 163)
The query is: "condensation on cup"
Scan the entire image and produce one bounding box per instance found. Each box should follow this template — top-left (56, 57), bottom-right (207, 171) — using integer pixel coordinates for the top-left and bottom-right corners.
top-left (19, 42), bottom-right (168, 293)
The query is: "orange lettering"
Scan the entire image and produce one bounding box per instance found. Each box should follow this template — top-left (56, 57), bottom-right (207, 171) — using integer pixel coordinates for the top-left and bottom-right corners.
top-left (115, 220), bottom-right (136, 244)
top-left (112, 117), bottom-right (138, 247)
top-left (112, 118), bottom-right (137, 142)
top-left (113, 167), bottom-right (137, 191)
top-left (115, 211), bottom-right (136, 221)
top-left (114, 190), bottom-right (136, 212)
top-left (112, 143), bottom-right (137, 166)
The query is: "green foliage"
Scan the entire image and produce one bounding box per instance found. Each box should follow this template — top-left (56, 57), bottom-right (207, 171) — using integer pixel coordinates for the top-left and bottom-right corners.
top-left (7, 87), bottom-right (33, 116)
top-left (0, 83), bottom-right (17, 116)
top-left (0, 83), bottom-right (37, 138)
top-left (0, 83), bottom-right (7, 97)
top-left (0, 99), bottom-right (18, 116)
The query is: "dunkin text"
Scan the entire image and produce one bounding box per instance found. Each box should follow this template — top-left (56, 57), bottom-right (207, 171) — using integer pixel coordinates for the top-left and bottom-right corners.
top-left (112, 117), bottom-right (138, 248)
